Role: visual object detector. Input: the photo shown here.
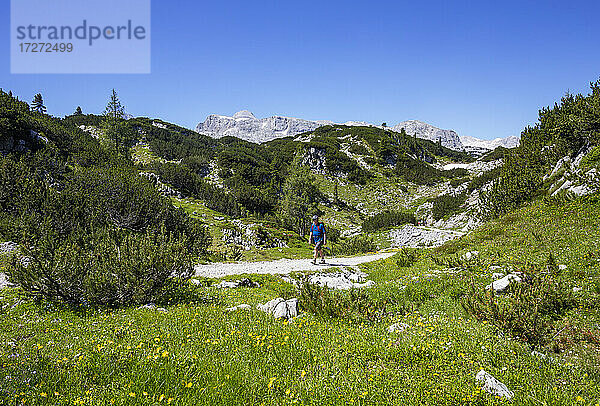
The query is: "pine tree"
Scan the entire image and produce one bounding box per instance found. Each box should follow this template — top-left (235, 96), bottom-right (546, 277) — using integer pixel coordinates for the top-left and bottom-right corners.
top-left (279, 154), bottom-right (322, 236)
top-left (74, 106), bottom-right (83, 115)
top-left (31, 93), bottom-right (46, 114)
top-left (102, 89), bottom-right (133, 156)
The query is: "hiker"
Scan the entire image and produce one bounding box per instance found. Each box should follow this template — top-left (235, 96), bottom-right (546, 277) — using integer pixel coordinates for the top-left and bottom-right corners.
top-left (309, 215), bottom-right (326, 265)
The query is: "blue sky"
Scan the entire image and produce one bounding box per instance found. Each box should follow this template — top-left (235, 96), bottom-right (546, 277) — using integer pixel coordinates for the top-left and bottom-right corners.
top-left (2, 0), bottom-right (600, 139)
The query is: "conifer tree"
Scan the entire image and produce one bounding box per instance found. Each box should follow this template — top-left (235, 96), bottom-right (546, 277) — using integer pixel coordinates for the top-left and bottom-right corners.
top-left (279, 154), bottom-right (322, 236)
top-left (102, 89), bottom-right (133, 156)
top-left (31, 93), bottom-right (46, 114)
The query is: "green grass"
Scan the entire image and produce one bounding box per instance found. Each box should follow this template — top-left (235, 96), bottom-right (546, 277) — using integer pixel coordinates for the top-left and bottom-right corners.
top-left (1, 195), bottom-right (599, 405)
top-left (131, 144), bottom-right (166, 166)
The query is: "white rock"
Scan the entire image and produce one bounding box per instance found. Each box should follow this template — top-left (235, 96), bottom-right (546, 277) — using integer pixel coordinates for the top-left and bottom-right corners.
top-left (393, 120), bottom-right (464, 150)
top-left (475, 369), bottom-right (514, 400)
top-left (138, 303), bottom-right (167, 312)
top-left (387, 323), bottom-right (410, 333)
top-left (573, 287), bottom-right (582, 292)
top-left (308, 270), bottom-right (374, 290)
top-left (389, 225), bottom-right (464, 249)
top-left (257, 297), bottom-right (298, 319)
top-left (0, 241), bottom-right (18, 255)
top-left (226, 304), bottom-right (251, 312)
top-left (486, 273), bottom-right (522, 292)
top-left (464, 251), bottom-right (479, 261)
top-left (558, 265), bottom-right (567, 271)
top-left (491, 273), bottom-right (505, 280)
top-left (0, 273), bottom-right (11, 290)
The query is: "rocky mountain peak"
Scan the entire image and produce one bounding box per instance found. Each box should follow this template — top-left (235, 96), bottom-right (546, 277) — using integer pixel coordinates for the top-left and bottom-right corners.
top-left (232, 110), bottom-right (256, 120)
top-left (392, 120), bottom-right (464, 151)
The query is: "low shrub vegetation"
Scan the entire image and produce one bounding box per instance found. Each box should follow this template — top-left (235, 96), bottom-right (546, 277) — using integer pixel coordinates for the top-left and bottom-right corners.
top-left (430, 193), bottom-right (468, 220)
top-left (361, 210), bottom-right (416, 233)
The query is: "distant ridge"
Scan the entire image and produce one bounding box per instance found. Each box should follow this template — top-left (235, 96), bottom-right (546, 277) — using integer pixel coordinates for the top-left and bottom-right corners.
top-left (195, 110), bottom-right (518, 151)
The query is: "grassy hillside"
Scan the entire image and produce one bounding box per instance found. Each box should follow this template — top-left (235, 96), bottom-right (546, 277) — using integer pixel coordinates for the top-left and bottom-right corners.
top-left (2, 193), bottom-right (598, 405)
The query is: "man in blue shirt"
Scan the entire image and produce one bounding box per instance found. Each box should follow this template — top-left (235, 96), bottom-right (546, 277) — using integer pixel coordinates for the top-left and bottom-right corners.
top-left (309, 215), bottom-right (326, 265)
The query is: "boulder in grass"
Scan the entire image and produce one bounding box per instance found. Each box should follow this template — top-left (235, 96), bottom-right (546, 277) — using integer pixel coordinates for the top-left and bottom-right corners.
top-left (463, 251), bottom-right (479, 261)
top-left (138, 303), bottom-right (167, 313)
top-left (387, 323), bottom-right (410, 333)
top-left (486, 273), bottom-right (522, 292)
top-left (0, 241), bottom-right (19, 255)
top-left (257, 297), bottom-right (298, 319)
top-left (475, 369), bottom-right (514, 400)
top-left (226, 304), bottom-right (251, 312)
top-left (491, 272), bottom-right (505, 280)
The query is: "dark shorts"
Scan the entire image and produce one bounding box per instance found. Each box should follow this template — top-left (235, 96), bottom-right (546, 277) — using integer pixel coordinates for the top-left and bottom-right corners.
top-left (314, 240), bottom-right (324, 250)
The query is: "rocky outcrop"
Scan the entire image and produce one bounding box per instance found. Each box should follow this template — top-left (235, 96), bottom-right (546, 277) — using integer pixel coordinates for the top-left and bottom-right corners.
top-left (475, 370), bottom-right (514, 400)
top-left (301, 147), bottom-right (327, 174)
top-left (389, 225), bottom-right (464, 248)
top-left (196, 111), bottom-right (331, 144)
top-left (545, 144), bottom-right (599, 197)
top-left (257, 297), bottom-right (299, 319)
top-left (392, 120), bottom-right (464, 150)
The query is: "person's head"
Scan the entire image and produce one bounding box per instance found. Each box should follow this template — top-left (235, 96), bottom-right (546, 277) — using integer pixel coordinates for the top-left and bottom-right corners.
top-left (312, 215), bottom-right (319, 224)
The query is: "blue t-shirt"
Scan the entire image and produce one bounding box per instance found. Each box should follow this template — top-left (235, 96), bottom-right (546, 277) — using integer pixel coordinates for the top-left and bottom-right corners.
top-left (311, 222), bottom-right (325, 242)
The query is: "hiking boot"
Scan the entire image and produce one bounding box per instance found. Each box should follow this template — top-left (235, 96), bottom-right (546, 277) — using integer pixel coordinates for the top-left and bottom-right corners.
top-left (311, 260), bottom-right (317, 265)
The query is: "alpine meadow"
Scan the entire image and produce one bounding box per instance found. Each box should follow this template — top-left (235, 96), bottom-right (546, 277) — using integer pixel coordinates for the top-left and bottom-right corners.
top-left (2, 1), bottom-right (600, 405)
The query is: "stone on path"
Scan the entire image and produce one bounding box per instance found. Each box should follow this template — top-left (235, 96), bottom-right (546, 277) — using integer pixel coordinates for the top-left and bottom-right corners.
top-left (257, 297), bottom-right (298, 319)
top-left (475, 369), bottom-right (514, 400)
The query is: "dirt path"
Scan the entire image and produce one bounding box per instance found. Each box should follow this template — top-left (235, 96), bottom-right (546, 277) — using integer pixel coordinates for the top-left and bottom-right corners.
top-left (194, 252), bottom-right (396, 279)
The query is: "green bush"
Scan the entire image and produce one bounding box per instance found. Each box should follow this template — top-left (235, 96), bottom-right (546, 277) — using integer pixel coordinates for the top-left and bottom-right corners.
top-left (6, 227), bottom-right (194, 307)
top-left (362, 210), bottom-right (416, 233)
top-left (394, 248), bottom-right (421, 267)
top-left (480, 146), bottom-right (510, 162)
top-left (333, 234), bottom-right (377, 256)
top-left (462, 256), bottom-right (576, 346)
top-left (580, 145), bottom-right (600, 169)
top-left (299, 280), bottom-right (403, 322)
top-left (430, 193), bottom-right (467, 220)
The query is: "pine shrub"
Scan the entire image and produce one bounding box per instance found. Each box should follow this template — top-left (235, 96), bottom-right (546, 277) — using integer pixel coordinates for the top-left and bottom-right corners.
top-left (6, 227), bottom-right (194, 307)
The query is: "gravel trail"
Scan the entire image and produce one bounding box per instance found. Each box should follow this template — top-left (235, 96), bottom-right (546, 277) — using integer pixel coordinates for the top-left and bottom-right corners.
top-left (194, 252), bottom-right (396, 279)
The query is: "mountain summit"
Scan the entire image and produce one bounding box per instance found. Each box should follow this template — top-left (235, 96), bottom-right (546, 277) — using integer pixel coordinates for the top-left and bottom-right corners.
top-left (196, 111), bottom-right (332, 144)
top-left (392, 120), bottom-right (464, 151)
